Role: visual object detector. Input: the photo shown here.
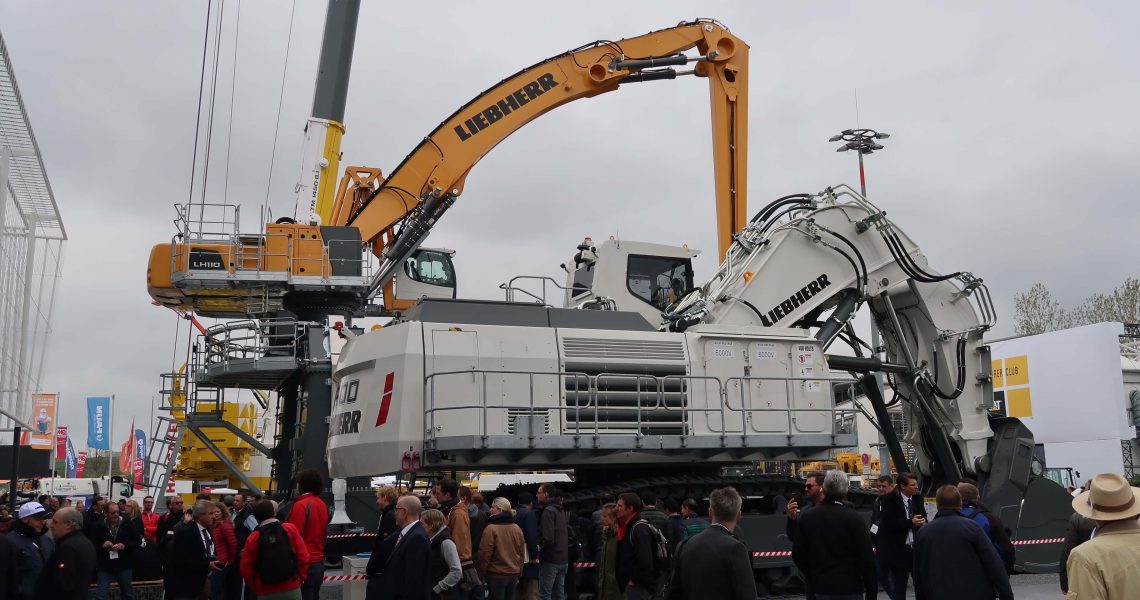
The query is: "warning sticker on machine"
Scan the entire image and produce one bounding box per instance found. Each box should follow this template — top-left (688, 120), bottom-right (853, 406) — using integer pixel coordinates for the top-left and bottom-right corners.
top-left (805, 381), bottom-right (823, 393)
top-left (711, 341), bottom-right (737, 359)
top-left (796, 344), bottom-right (815, 353)
top-left (755, 343), bottom-right (777, 360)
top-left (800, 366), bottom-right (815, 378)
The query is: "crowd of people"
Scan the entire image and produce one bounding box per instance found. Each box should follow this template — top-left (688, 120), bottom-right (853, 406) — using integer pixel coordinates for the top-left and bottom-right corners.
top-left (0, 467), bottom-right (330, 600)
top-left (360, 479), bottom-right (754, 600)
top-left (0, 468), bottom-right (1136, 599)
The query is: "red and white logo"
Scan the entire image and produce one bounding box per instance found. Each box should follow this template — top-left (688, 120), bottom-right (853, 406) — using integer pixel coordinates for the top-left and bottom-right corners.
top-left (376, 372), bottom-right (395, 426)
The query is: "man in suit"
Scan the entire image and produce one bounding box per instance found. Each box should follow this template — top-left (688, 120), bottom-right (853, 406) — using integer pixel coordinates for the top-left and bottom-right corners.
top-left (792, 470), bottom-right (877, 600)
top-left (869, 475), bottom-right (895, 594)
top-left (666, 486), bottom-right (756, 600)
top-left (367, 495), bottom-right (431, 600)
top-left (876, 473), bottom-right (927, 600)
top-left (165, 499), bottom-right (223, 600)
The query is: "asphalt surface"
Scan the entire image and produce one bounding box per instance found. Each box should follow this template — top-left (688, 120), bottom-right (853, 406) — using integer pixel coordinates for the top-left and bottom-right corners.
top-left (317, 573), bottom-right (1063, 599)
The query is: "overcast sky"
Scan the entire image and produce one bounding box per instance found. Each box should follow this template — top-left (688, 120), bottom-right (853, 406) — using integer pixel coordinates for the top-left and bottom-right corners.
top-left (1, 1), bottom-right (1137, 449)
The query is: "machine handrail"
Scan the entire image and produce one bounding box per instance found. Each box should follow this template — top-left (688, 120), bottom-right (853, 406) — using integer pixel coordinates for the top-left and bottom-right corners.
top-left (423, 368), bottom-right (861, 444)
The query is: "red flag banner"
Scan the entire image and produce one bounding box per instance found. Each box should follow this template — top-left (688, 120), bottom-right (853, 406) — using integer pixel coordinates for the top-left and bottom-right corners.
top-left (77, 451), bottom-right (87, 477)
top-left (118, 421), bottom-right (136, 475)
top-left (56, 426), bottom-right (68, 457)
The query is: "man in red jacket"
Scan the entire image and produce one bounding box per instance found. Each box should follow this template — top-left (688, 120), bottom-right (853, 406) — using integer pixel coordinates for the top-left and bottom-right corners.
top-left (286, 469), bottom-right (330, 600)
top-left (240, 500), bottom-right (310, 599)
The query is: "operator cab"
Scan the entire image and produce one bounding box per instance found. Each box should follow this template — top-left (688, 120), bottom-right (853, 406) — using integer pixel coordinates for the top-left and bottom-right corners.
top-left (564, 238), bottom-right (699, 327)
top-left (394, 247), bottom-right (457, 302)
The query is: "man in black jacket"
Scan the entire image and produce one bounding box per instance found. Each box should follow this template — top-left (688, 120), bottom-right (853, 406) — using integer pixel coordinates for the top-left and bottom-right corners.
top-left (615, 492), bottom-right (662, 600)
top-left (913, 485), bottom-right (1013, 600)
top-left (869, 475), bottom-right (895, 593)
top-left (876, 472), bottom-right (927, 600)
top-left (537, 482), bottom-right (569, 600)
top-left (637, 491), bottom-right (671, 545)
top-left (8, 501), bottom-right (54, 600)
top-left (792, 470), bottom-right (876, 600)
top-left (90, 502), bottom-right (142, 600)
top-left (667, 486), bottom-right (756, 600)
top-left (785, 472), bottom-right (825, 543)
top-left (367, 495), bottom-right (431, 600)
top-left (156, 496), bottom-right (187, 554)
top-left (35, 507), bottom-right (96, 600)
top-left (165, 499), bottom-right (222, 600)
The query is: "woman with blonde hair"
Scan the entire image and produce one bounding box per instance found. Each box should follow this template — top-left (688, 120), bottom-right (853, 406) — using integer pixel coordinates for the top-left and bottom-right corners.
top-left (422, 508), bottom-right (462, 599)
top-left (477, 497), bottom-right (526, 600)
top-left (597, 502), bottom-right (625, 600)
top-left (123, 499), bottom-right (145, 537)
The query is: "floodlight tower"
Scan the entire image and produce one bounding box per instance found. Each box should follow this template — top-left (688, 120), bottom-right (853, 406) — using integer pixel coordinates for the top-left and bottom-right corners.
top-left (829, 128), bottom-right (893, 476)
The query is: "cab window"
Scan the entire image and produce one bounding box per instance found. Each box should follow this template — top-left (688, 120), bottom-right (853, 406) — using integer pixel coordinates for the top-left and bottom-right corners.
top-left (404, 251), bottom-right (456, 287)
top-left (626, 254), bottom-right (693, 311)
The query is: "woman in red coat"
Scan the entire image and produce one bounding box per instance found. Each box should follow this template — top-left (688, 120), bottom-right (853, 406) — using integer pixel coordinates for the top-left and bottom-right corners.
top-left (211, 502), bottom-right (238, 600)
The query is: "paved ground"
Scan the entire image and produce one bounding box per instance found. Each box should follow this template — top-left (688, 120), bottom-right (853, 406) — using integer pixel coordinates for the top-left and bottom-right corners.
top-left (317, 573), bottom-right (1063, 599)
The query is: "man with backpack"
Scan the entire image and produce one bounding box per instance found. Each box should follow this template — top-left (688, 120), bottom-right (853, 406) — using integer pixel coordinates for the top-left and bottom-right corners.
top-left (285, 469), bottom-right (331, 600)
top-left (241, 499), bottom-right (310, 599)
top-left (615, 492), bottom-right (669, 600)
top-left (955, 482), bottom-right (1015, 574)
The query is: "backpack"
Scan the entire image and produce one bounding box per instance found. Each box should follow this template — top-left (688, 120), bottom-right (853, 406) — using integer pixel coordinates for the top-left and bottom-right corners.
top-left (566, 520), bottom-right (582, 562)
top-left (681, 519), bottom-right (710, 541)
top-left (633, 519), bottom-right (671, 576)
top-left (256, 521), bottom-right (298, 585)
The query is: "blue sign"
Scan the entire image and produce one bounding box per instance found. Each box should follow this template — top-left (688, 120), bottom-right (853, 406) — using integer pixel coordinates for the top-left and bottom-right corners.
top-left (134, 428), bottom-right (147, 484)
top-left (86, 397), bottom-right (111, 450)
top-left (65, 438), bottom-right (78, 477)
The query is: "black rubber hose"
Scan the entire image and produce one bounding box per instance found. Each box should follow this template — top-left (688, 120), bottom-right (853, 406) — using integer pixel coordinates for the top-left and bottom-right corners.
top-left (884, 233), bottom-right (945, 284)
top-left (887, 231), bottom-right (961, 282)
top-left (930, 337), bottom-right (967, 400)
top-left (821, 228), bottom-right (869, 288)
top-left (749, 194), bottom-right (813, 224)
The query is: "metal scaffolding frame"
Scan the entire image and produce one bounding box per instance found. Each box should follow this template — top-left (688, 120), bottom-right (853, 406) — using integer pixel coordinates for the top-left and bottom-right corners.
top-left (0, 31), bottom-right (67, 429)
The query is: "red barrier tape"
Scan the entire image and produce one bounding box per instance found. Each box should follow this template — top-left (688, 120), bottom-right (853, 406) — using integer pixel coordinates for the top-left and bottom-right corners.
top-left (1011, 538), bottom-right (1064, 545)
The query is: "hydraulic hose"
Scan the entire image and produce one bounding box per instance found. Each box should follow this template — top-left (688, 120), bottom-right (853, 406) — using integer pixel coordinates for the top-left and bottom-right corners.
top-left (929, 337), bottom-right (967, 400)
top-left (749, 194), bottom-right (813, 224)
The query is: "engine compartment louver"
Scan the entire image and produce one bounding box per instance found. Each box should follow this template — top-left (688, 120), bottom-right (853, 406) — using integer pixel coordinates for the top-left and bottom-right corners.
top-left (561, 337), bottom-right (686, 361)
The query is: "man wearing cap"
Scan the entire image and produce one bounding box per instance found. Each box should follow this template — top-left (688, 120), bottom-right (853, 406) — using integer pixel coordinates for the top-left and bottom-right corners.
top-left (1065, 472), bottom-right (1140, 599)
top-left (35, 507), bottom-right (96, 600)
top-left (7, 501), bottom-right (54, 600)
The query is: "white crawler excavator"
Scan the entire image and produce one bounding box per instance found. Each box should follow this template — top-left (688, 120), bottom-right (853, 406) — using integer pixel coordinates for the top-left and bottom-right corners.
top-left (327, 185), bottom-right (1073, 586)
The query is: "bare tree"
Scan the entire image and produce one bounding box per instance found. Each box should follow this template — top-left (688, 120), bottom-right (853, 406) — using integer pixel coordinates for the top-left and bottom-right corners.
top-left (1071, 277), bottom-right (1140, 325)
top-left (1013, 283), bottom-right (1071, 335)
top-left (1013, 278), bottom-right (1139, 336)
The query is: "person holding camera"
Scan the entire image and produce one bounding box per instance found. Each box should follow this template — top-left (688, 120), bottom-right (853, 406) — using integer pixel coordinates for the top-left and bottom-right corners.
top-left (166, 499), bottom-right (224, 600)
top-left (89, 501), bottom-right (143, 600)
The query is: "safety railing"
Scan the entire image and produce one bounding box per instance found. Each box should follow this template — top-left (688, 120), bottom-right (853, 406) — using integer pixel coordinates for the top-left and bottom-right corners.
top-left (193, 317), bottom-right (304, 369)
top-left (499, 275), bottom-right (574, 305)
top-left (168, 202), bottom-right (373, 283)
top-left (423, 369), bottom-right (862, 448)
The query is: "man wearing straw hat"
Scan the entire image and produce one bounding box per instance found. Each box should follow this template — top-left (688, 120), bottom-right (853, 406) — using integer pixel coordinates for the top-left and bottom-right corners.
top-left (1065, 473), bottom-right (1140, 599)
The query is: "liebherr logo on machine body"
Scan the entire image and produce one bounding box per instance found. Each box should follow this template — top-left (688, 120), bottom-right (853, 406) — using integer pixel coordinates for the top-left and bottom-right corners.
top-left (453, 73), bottom-right (559, 142)
top-left (332, 372), bottom-right (395, 435)
top-left (758, 274), bottom-right (832, 326)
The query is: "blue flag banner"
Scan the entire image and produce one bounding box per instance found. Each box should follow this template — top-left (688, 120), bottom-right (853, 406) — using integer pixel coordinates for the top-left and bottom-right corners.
top-left (86, 397), bottom-right (111, 450)
top-left (134, 428), bottom-right (147, 486)
top-left (65, 437), bottom-right (78, 477)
